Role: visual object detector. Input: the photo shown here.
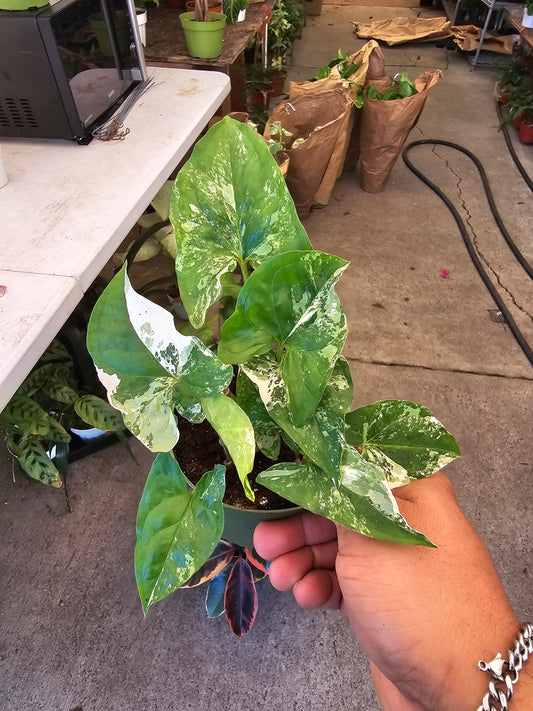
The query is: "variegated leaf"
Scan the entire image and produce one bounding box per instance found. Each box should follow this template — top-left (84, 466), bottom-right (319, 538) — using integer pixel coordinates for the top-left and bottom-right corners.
top-left (181, 541), bottom-right (235, 588)
top-left (87, 265), bottom-right (232, 452)
top-left (345, 400), bottom-right (460, 487)
top-left (206, 566), bottom-right (231, 618)
top-left (200, 394), bottom-right (256, 501)
top-left (236, 368), bottom-right (280, 460)
top-left (170, 117), bottom-right (311, 328)
top-left (218, 250), bottom-right (348, 426)
top-left (135, 453), bottom-right (226, 613)
top-left (17, 437), bottom-right (63, 488)
top-left (257, 446), bottom-right (433, 546)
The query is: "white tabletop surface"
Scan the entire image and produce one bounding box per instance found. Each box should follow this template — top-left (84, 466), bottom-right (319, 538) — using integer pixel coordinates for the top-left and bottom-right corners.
top-left (0, 66), bottom-right (230, 411)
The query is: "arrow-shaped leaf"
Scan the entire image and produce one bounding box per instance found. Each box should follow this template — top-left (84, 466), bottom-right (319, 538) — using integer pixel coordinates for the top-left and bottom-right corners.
top-left (219, 250), bottom-right (348, 426)
top-left (87, 265), bottom-right (232, 452)
top-left (345, 400), bottom-right (460, 487)
top-left (135, 453), bottom-right (226, 613)
top-left (170, 116), bottom-right (311, 328)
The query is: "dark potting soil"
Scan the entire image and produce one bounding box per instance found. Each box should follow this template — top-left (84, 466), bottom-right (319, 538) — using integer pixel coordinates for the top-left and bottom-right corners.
top-left (174, 417), bottom-right (296, 511)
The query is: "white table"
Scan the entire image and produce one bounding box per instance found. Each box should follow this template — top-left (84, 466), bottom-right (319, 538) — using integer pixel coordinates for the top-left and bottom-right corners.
top-left (0, 66), bottom-right (230, 412)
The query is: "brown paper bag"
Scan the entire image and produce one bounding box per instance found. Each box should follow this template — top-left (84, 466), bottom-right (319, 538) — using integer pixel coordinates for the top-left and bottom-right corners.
top-left (282, 40), bottom-right (385, 206)
top-left (265, 88), bottom-right (354, 218)
top-left (360, 71), bottom-right (441, 193)
top-left (354, 17), bottom-right (452, 45)
top-left (452, 25), bottom-right (514, 54)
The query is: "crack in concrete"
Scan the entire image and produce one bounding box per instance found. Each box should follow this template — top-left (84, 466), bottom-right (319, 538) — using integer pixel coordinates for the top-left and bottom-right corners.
top-left (346, 356), bottom-right (533, 382)
top-left (431, 145), bottom-right (533, 324)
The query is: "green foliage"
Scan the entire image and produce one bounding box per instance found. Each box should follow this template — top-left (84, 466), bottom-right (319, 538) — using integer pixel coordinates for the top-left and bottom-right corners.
top-left (314, 49), bottom-right (359, 81)
top-left (0, 339), bottom-right (125, 489)
top-left (88, 116), bottom-right (460, 621)
top-left (222, 0), bottom-right (248, 23)
top-left (367, 72), bottom-right (418, 101)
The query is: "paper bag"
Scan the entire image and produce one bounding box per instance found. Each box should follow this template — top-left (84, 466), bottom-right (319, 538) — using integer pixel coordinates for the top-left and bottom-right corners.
top-left (354, 17), bottom-right (452, 45)
top-left (265, 88), bottom-right (354, 218)
top-left (359, 70), bottom-right (441, 193)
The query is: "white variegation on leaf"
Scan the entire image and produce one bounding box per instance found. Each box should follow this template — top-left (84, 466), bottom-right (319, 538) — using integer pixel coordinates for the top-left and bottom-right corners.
top-left (345, 400), bottom-right (460, 486)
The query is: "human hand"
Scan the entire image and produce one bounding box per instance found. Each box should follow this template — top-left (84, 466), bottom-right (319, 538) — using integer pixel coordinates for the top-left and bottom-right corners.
top-left (254, 473), bottom-right (531, 711)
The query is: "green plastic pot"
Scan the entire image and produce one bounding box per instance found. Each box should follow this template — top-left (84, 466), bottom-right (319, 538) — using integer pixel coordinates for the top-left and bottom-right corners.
top-left (0, 0), bottom-right (48, 8)
top-left (222, 500), bottom-right (301, 548)
top-left (179, 11), bottom-right (226, 59)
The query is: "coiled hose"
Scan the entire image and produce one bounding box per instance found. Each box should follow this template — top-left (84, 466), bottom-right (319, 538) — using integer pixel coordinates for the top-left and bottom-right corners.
top-left (402, 139), bottom-right (533, 367)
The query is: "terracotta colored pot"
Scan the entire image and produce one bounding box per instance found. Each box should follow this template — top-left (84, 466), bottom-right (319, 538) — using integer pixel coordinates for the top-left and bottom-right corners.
top-left (518, 122), bottom-right (533, 144)
top-left (513, 115), bottom-right (525, 129)
top-left (270, 73), bottom-right (287, 97)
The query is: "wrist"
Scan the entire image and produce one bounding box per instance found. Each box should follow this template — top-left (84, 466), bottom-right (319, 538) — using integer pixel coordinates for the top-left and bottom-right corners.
top-left (511, 653), bottom-right (533, 710)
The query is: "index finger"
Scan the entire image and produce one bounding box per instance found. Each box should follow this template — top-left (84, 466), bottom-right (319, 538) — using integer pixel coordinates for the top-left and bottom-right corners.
top-left (254, 511), bottom-right (337, 560)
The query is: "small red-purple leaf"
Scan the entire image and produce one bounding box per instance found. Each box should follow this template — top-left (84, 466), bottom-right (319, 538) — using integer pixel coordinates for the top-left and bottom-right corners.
top-left (224, 557), bottom-right (258, 637)
top-left (245, 547), bottom-right (268, 575)
top-left (181, 540), bottom-right (235, 588)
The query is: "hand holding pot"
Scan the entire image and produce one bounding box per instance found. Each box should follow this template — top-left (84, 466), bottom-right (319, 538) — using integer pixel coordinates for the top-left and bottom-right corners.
top-left (254, 473), bottom-right (533, 711)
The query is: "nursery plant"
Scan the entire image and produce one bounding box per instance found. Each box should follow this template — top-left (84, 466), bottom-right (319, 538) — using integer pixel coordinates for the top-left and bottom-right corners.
top-left (366, 71), bottom-right (418, 100)
top-left (87, 117), bottom-right (460, 635)
top-left (0, 338), bottom-right (125, 492)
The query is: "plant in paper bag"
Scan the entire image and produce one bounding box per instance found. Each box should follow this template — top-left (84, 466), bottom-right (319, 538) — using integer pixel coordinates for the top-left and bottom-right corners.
top-left (87, 116), bottom-right (459, 635)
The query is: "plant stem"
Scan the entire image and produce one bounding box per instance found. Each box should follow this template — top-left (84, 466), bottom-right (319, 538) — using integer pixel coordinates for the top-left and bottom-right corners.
top-left (237, 257), bottom-right (249, 283)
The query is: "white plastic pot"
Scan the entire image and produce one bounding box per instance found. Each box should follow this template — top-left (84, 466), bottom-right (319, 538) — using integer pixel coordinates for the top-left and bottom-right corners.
top-left (237, 8), bottom-right (246, 21)
top-left (523, 8), bottom-right (533, 28)
top-left (136, 8), bottom-right (148, 45)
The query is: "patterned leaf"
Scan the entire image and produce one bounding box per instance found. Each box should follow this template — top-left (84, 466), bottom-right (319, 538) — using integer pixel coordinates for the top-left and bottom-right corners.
top-left (245, 548), bottom-right (268, 575)
top-left (257, 447), bottom-right (433, 546)
top-left (87, 265), bottom-right (232, 452)
top-left (241, 353), bottom-right (345, 485)
top-left (14, 363), bottom-right (57, 398)
top-left (17, 437), bottom-right (63, 488)
top-left (224, 557), bottom-right (258, 637)
top-left (236, 369), bottom-right (280, 460)
top-left (181, 541), bottom-right (235, 588)
top-left (170, 117), bottom-right (311, 328)
top-left (74, 395), bottom-right (125, 432)
top-left (200, 394), bottom-right (256, 500)
top-left (218, 250), bottom-right (348, 426)
top-left (345, 400), bottom-right (460, 487)
top-left (134, 453), bottom-right (226, 613)
top-left (206, 566), bottom-right (231, 618)
top-left (1, 395), bottom-right (71, 443)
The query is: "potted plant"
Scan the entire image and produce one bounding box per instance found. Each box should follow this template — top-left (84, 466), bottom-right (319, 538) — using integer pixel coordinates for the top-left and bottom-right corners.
top-left (523, 0), bottom-right (533, 28)
top-left (179, 0), bottom-right (226, 59)
top-left (495, 57), bottom-right (529, 104)
top-left (0, 338), bottom-right (125, 505)
top-left (499, 75), bottom-right (533, 132)
top-left (86, 117), bottom-right (460, 636)
top-left (268, 0), bottom-right (304, 94)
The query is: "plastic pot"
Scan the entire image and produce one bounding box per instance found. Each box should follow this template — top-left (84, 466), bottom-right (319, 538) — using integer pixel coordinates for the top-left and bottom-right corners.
top-left (519, 122), bottom-right (533, 144)
top-left (136, 8), bottom-right (147, 46)
top-left (179, 11), bottom-right (226, 58)
top-left (523, 8), bottom-right (533, 28)
top-left (0, 0), bottom-right (47, 8)
top-left (222, 500), bottom-right (301, 548)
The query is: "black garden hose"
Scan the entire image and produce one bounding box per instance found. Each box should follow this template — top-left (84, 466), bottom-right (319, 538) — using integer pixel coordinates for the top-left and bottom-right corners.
top-left (402, 139), bottom-right (533, 367)
top-left (496, 102), bottom-right (533, 194)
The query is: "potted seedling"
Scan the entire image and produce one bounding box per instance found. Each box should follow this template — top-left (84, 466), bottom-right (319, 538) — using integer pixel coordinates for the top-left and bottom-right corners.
top-left (87, 117), bottom-right (460, 636)
top-left (180, 0), bottom-right (226, 58)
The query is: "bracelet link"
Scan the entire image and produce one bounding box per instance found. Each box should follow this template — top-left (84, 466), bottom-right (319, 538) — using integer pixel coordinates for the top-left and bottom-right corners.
top-left (477, 623), bottom-right (533, 711)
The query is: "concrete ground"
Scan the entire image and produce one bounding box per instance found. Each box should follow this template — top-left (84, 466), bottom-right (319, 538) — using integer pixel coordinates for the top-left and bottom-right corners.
top-left (1, 4), bottom-right (532, 710)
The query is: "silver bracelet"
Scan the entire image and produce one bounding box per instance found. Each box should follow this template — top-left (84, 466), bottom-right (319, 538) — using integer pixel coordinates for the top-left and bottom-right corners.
top-left (477, 622), bottom-right (533, 711)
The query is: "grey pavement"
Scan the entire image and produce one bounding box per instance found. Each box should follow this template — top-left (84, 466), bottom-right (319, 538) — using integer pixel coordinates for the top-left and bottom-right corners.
top-left (1, 5), bottom-right (532, 710)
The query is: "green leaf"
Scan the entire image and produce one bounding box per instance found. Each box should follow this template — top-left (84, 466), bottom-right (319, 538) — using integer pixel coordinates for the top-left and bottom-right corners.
top-left (74, 395), bottom-right (125, 432)
top-left (206, 566), bottom-right (231, 618)
top-left (150, 180), bottom-right (174, 220)
top-left (200, 393), bottom-right (256, 501)
top-left (345, 400), bottom-right (460, 487)
top-left (1, 395), bottom-right (71, 443)
top-left (135, 453), bottom-right (226, 613)
top-left (218, 250), bottom-right (348, 425)
top-left (170, 116), bottom-right (311, 328)
top-left (41, 364), bottom-right (79, 405)
top-left (87, 265), bottom-right (232, 452)
top-left (39, 339), bottom-right (70, 363)
top-left (17, 437), bottom-right (63, 488)
top-left (14, 363), bottom-right (57, 398)
top-left (257, 446), bottom-right (433, 546)
top-left (236, 368), bottom-right (280, 460)
top-left (241, 353), bottom-right (345, 484)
